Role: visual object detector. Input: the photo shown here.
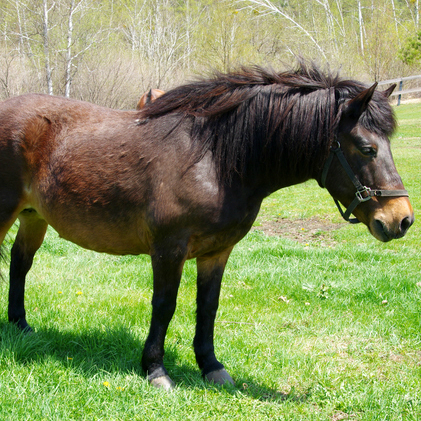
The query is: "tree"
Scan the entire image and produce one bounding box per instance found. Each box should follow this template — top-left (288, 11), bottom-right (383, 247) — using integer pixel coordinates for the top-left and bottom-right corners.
top-left (1, 0), bottom-right (420, 104)
top-left (121, 0), bottom-right (195, 89)
top-left (399, 30), bottom-right (421, 66)
top-left (0, 0), bottom-right (103, 97)
top-left (240, 0), bottom-right (328, 61)
top-left (41, 0), bottom-right (54, 94)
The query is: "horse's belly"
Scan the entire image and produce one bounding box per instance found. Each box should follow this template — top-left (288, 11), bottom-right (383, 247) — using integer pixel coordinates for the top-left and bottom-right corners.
top-left (57, 229), bottom-right (149, 255)
top-left (40, 210), bottom-right (151, 256)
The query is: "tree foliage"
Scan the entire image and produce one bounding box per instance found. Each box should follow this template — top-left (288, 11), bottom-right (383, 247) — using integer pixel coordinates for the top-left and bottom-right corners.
top-left (399, 31), bottom-right (421, 65)
top-left (0, 0), bottom-right (419, 106)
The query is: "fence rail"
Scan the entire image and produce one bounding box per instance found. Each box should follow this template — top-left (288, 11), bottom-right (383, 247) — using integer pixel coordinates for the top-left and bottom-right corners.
top-left (378, 74), bottom-right (421, 105)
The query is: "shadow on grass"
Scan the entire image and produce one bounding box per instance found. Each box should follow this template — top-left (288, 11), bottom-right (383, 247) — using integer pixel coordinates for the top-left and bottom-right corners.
top-left (0, 321), bottom-right (144, 374)
top-left (0, 321), bottom-right (310, 402)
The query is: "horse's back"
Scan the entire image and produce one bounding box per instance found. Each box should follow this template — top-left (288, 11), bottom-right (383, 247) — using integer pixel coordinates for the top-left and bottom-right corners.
top-left (0, 93), bottom-right (137, 198)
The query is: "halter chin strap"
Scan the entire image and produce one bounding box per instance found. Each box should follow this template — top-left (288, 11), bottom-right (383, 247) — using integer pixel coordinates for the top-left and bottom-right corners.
top-left (321, 141), bottom-right (409, 224)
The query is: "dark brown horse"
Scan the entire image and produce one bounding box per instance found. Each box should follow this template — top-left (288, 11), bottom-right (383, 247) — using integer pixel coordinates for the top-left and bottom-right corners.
top-left (0, 63), bottom-right (414, 390)
top-left (136, 88), bottom-right (165, 110)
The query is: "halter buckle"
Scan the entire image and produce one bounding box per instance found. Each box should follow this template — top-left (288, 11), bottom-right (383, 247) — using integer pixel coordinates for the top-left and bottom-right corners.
top-left (355, 186), bottom-right (373, 202)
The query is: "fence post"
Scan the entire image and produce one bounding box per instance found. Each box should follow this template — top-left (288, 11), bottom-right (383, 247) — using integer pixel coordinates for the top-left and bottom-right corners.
top-left (397, 79), bottom-right (403, 106)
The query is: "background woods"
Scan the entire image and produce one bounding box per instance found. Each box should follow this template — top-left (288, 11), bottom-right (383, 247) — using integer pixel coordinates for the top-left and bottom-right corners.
top-left (0, 0), bottom-right (420, 108)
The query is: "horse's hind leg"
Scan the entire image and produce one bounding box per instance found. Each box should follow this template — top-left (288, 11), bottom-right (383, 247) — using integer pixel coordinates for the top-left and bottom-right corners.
top-left (194, 248), bottom-right (234, 386)
top-left (8, 210), bottom-right (48, 331)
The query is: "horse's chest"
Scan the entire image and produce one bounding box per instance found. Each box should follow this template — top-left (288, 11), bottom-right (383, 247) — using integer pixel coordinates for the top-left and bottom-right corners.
top-left (185, 204), bottom-right (261, 258)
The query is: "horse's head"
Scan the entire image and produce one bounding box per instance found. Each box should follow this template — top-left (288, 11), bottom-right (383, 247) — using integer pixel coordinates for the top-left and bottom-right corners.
top-left (322, 83), bottom-right (414, 242)
top-left (136, 89), bottom-right (165, 110)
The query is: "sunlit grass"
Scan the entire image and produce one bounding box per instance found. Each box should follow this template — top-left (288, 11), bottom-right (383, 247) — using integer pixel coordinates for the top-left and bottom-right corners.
top-left (0, 103), bottom-right (420, 420)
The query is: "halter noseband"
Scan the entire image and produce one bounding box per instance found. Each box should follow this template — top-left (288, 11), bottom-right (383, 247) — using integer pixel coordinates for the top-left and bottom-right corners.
top-left (321, 141), bottom-right (409, 224)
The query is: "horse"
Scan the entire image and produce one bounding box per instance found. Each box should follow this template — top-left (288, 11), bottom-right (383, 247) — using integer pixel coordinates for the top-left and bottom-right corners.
top-left (0, 63), bottom-right (414, 390)
top-left (136, 88), bottom-right (165, 110)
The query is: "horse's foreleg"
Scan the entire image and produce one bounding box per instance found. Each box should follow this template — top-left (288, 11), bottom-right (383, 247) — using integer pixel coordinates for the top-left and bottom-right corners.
top-left (194, 248), bottom-right (234, 386)
top-left (142, 247), bottom-right (186, 390)
top-left (8, 211), bottom-right (48, 331)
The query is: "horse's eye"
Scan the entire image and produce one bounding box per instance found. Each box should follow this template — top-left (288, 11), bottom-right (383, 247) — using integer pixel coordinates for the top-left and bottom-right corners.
top-left (361, 146), bottom-right (377, 157)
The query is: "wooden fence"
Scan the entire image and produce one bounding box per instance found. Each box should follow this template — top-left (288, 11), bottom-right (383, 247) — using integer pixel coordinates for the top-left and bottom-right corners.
top-left (378, 75), bottom-right (421, 105)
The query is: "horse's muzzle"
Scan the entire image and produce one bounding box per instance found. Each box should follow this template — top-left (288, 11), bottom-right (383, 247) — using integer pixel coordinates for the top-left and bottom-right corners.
top-left (370, 210), bottom-right (414, 242)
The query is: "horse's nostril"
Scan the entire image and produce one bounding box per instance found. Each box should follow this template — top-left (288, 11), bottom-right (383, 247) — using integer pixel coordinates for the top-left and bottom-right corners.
top-left (400, 215), bottom-right (414, 235)
top-left (373, 219), bottom-right (387, 238)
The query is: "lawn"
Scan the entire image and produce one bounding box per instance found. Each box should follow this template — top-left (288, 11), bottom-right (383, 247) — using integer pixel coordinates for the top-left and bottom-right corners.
top-left (0, 103), bottom-right (420, 420)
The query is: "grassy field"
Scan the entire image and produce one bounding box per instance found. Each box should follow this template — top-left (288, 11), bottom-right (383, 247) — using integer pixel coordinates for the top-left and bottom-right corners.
top-left (0, 104), bottom-right (420, 420)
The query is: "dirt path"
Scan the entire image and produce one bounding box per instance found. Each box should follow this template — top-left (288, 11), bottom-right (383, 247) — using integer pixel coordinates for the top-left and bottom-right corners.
top-left (252, 217), bottom-right (345, 246)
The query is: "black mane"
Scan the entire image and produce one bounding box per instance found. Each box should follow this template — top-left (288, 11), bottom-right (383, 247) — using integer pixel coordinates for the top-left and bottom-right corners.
top-left (140, 63), bottom-right (396, 183)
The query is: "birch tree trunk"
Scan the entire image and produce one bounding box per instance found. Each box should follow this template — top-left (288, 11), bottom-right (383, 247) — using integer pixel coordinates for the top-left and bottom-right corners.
top-left (358, 0), bottom-right (365, 55)
top-left (42, 0), bottom-right (54, 95)
top-left (65, 0), bottom-right (75, 98)
top-left (390, 0), bottom-right (400, 46)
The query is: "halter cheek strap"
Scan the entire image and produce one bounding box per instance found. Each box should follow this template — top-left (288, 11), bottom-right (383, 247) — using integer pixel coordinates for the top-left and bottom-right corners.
top-left (321, 142), bottom-right (409, 224)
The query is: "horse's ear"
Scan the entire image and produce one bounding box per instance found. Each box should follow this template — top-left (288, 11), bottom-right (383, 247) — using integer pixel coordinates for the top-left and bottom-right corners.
top-left (343, 82), bottom-right (377, 121)
top-left (383, 83), bottom-right (396, 98)
top-left (146, 89), bottom-right (153, 104)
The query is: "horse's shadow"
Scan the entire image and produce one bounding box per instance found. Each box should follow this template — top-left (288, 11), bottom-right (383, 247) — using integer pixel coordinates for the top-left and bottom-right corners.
top-left (0, 321), bottom-right (308, 402)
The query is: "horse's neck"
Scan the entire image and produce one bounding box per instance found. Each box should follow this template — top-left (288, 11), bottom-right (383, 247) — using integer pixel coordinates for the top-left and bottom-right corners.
top-left (229, 164), bottom-right (313, 203)
top-left (240, 151), bottom-right (318, 197)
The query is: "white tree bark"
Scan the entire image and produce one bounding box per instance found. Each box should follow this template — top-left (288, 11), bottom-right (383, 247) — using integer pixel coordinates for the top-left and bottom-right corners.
top-left (64, 0), bottom-right (75, 97)
top-left (390, 0), bottom-right (400, 46)
top-left (42, 0), bottom-right (54, 95)
top-left (62, 0), bottom-right (102, 97)
top-left (358, 0), bottom-right (364, 55)
top-left (122, 0), bottom-right (193, 88)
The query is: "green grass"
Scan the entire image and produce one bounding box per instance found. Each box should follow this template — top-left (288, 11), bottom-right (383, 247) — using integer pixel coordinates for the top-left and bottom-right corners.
top-left (0, 103), bottom-right (420, 420)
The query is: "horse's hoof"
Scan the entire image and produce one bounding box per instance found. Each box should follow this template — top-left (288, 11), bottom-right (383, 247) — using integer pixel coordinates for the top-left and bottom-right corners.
top-left (149, 375), bottom-right (175, 391)
top-left (11, 319), bottom-right (33, 334)
top-left (21, 324), bottom-right (33, 334)
top-left (205, 368), bottom-right (235, 386)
